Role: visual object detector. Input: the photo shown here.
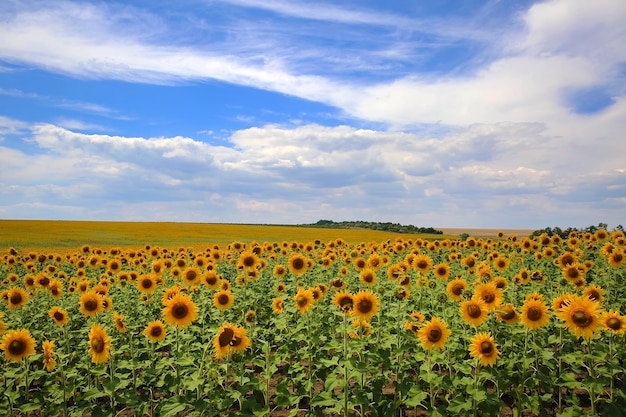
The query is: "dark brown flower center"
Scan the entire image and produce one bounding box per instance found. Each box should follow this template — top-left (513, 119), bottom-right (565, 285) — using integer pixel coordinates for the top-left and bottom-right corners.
top-left (173, 304), bottom-right (188, 319)
top-left (54, 311), bottom-right (64, 321)
top-left (587, 291), bottom-right (600, 301)
top-left (572, 310), bottom-right (591, 327)
top-left (141, 279), bottom-right (153, 289)
top-left (481, 292), bottom-right (495, 304)
top-left (480, 341), bottom-right (493, 355)
top-left (218, 294), bottom-right (230, 305)
top-left (85, 299), bottom-right (98, 311)
top-left (357, 299), bottom-right (373, 313)
top-left (428, 328), bottom-right (442, 342)
top-left (9, 340), bottom-right (25, 355)
top-left (607, 317), bottom-right (622, 330)
top-left (291, 258), bottom-right (305, 270)
top-left (452, 284), bottom-right (464, 296)
top-left (91, 338), bottom-right (105, 353)
top-left (150, 326), bottom-right (163, 337)
top-left (218, 328), bottom-right (234, 347)
top-left (185, 271), bottom-right (198, 281)
top-left (467, 304), bottom-right (482, 318)
top-left (527, 306), bottom-right (543, 321)
top-left (10, 293), bottom-right (23, 305)
top-left (501, 308), bottom-right (515, 320)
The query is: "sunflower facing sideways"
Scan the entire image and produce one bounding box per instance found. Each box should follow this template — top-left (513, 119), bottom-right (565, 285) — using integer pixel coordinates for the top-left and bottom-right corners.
top-left (469, 332), bottom-right (499, 367)
top-left (332, 291), bottom-right (354, 314)
top-left (88, 324), bottom-right (111, 365)
top-left (144, 320), bottom-right (167, 343)
top-left (48, 306), bottom-right (69, 326)
top-left (213, 323), bottom-right (250, 358)
top-left (602, 311), bottom-right (626, 334)
top-left (293, 287), bottom-right (314, 314)
top-left (162, 293), bottom-right (198, 328)
top-left (1, 329), bottom-right (36, 362)
top-left (417, 317), bottom-right (452, 351)
top-left (272, 297), bottom-right (284, 314)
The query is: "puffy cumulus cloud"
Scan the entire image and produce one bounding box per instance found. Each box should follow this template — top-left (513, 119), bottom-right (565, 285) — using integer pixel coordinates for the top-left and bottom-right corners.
top-left (2, 120), bottom-right (624, 227)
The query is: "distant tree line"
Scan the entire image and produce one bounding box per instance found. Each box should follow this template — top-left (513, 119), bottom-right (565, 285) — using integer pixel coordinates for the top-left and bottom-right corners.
top-left (530, 222), bottom-right (624, 239)
top-left (302, 219), bottom-right (443, 234)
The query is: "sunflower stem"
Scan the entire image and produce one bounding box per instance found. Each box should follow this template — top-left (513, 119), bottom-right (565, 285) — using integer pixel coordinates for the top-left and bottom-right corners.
top-left (109, 354), bottom-right (116, 412)
top-left (343, 312), bottom-right (349, 417)
top-left (23, 357), bottom-right (29, 402)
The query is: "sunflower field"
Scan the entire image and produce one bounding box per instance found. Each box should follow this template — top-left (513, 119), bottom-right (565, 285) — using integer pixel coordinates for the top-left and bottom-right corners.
top-left (1, 229), bottom-right (626, 417)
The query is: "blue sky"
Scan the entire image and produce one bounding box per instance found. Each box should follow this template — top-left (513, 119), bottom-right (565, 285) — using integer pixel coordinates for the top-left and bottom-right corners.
top-left (0, 0), bottom-right (625, 229)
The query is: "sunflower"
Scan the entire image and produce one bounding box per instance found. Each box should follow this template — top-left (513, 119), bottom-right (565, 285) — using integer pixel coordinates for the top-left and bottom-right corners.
top-left (42, 340), bottom-right (56, 371)
top-left (446, 278), bottom-right (469, 301)
top-left (417, 317), bottom-right (452, 351)
top-left (351, 290), bottom-right (379, 321)
top-left (48, 280), bottom-right (63, 299)
top-left (244, 310), bottom-right (256, 325)
top-left (275, 283), bottom-right (287, 293)
top-left (412, 254), bottom-right (433, 274)
top-left (113, 311), bottom-right (128, 333)
top-left (520, 299), bottom-right (550, 330)
top-left (288, 254), bottom-right (310, 276)
top-left (202, 271), bottom-right (220, 290)
top-left (468, 332), bottom-right (499, 367)
top-left (79, 291), bottom-right (103, 317)
top-left (213, 290), bottom-right (234, 310)
top-left (582, 285), bottom-right (604, 303)
top-left (473, 282), bottom-right (502, 312)
top-left (495, 303), bottom-right (519, 325)
top-left (162, 293), bottom-right (198, 328)
top-left (1, 329), bottom-right (36, 362)
top-left (353, 257), bottom-right (368, 271)
top-left (432, 263), bottom-right (451, 281)
top-left (359, 268), bottom-right (377, 286)
top-left (396, 288), bottom-right (410, 301)
top-left (493, 256), bottom-right (510, 271)
top-left (273, 264), bottom-right (287, 279)
top-left (214, 323), bottom-right (236, 358)
top-left (460, 298), bottom-right (489, 327)
top-left (144, 320), bottom-right (167, 343)
top-left (409, 311), bottom-right (425, 323)
top-left (556, 295), bottom-right (602, 339)
top-left (229, 326), bottom-right (250, 355)
top-left (272, 297), bottom-right (284, 314)
top-left (48, 306), bottom-right (69, 326)
top-left (237, 252), bottom-right (259, 271)
top-left (181, 267), bottom-right (202, 287)
top-left (607, 250), bottom-right (624, 268)
top-left (88, 324), bottom-right (111, 365)
top-left (294, 287), bottom-right (314, 314)
top-left (562, 263), bottom-right (586, 282)
top-left (332, 291), bottom-right (354, 314)
top-left (137, 274), bottom-right (157, 294)
top-left (602, 311), bottom-right (626, 334)
top-left (7, 287), bottom-right (29, 309)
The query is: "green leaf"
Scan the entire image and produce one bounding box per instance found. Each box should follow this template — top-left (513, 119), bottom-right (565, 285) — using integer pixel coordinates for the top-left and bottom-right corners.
top-left (404, 385), bottom-right (427, 408)
top-left (159, 397), bottom-right (188, 417)
top-left (82, 388), bottom-right (106, 401)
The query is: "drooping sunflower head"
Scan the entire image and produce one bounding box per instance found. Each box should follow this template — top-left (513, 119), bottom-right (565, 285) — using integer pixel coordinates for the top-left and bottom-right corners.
top-left (468, 332), bottom-right (499, 367)
top-left (214, 323), bottom-right (236, 358)
top-left (88, 323), bottom-right (111, 365)
top-left (229, 326), bottom-right (250, 355)
top-left (144, 320), bottom-right (167, 343)
top-left (113, 311), bottom-right (127, 333)
top-left (417, 317), bottom-right (451, 351)
top-left (520, 299), bottom-right (550, 330)
top-left (162, 293), bottom-right (198, 328)
top-left (0, 329), bottom-right (36, 362)
top-left (351, 290), bottom-right (379, 321)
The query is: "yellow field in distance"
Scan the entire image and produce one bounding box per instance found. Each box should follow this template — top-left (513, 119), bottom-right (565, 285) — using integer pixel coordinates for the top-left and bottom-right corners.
top-left (0, 220), bottom-right (456, 252)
